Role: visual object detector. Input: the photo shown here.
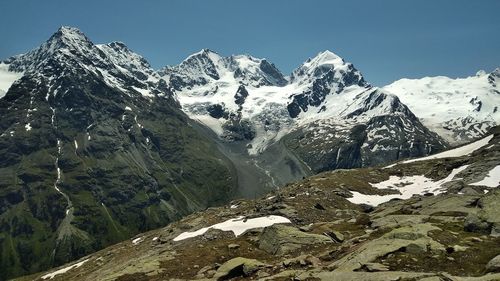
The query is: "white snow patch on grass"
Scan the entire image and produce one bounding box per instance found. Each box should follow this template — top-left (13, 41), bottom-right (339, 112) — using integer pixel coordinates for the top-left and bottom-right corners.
top-left (173, 215), bottom-right (291, 242)
top-left (470, 165), bottom-right (500, 187)
top-left (132, 237), bottom-right (143, 245)
top-left (41, 258), bottom-right (89, 279)
top-left (125, 106), bottom-right (132, 111)
top-left (348, 165), bottom-right (470, 206)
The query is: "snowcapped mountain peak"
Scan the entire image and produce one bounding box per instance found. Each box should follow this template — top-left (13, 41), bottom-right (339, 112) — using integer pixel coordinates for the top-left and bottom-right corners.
top-left (183, 48), bottom-right (221, 63)
top-left (490, 68), bottom-right (500, 78)
top-left (310, 50), bottom-right (343, 65)
top-left (1, 26), bottom-right (171, 102)
top-left (3, 26), bottom-right (99, 74)
top-left (290, 50), bottom-right (366, 88)
top-left (55, 26), bottom-right (89, 42)
top-left (44, 26), bottom-right (94, 55)
top-left (476, 70), bottom-right (487, 77)
top-left (160, 50), bottom-right (287, 90)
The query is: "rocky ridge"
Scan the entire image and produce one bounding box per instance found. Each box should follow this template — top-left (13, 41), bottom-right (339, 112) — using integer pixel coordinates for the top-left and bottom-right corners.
top-left (19, 126), bottom-right (500, 281)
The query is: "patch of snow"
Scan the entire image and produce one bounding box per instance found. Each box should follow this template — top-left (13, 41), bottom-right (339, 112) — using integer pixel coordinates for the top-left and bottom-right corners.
top-left (41, 258), bottom-right (89, 279)
top-left (132, 86), bottom-right (154, 97)
top-left (470, 165), bottom-right (500, 187)
top-left (230, 204), bottom-right (238, 209)
top-left (173, 215), bottom-right (291, 242)
top-left (132, 237), bottom-right (143, 245)
top-left (0, 63), bottom-right (23, 98)
top-left (152, 236), bottom-right (158, 241)
top-left (402, 134), bottom-right (493, 164)
top-left (125, 106), bottom-right (132, 111)
top-left (348, 165), bottom-right (470, 206)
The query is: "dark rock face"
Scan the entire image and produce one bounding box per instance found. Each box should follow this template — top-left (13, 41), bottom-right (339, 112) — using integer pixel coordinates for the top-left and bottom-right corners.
top-left (207, 104), bottom-right (228, 119)
top-left (259, 60), bottom-right (288, 86)
top-left (287, 63), bottom-right (367, 118)
top-left (222, 117), bottom-right (256, 141)
top-left (0, 28), bottom-right (235, 280)
top-left (234, 85), bottom-right (249, 107)
top-left (284, 91), bottom-right (447, 173)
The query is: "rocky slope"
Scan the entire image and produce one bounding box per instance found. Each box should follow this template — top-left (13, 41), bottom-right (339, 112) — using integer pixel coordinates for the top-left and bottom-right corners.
top-left (383, 69), bottom-right (500, 144)
top-left (162, 49), bottom-right (448, 175)
top-left (20, 127), bottom-right (500, 280)
top-left (0, 27), bottom-right (236, 280)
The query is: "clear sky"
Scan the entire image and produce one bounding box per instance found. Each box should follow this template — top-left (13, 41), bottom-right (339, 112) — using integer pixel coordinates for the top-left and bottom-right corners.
top-left (0, 0), bottom-right (499, 86)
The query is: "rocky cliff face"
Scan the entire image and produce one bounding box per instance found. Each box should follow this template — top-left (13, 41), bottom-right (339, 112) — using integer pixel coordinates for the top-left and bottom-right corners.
top-left (0, 27), bottom-right (235, 280)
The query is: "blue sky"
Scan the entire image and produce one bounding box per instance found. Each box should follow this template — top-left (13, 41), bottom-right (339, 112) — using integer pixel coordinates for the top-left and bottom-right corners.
top-left (0, 0), bottom-right (499, 86)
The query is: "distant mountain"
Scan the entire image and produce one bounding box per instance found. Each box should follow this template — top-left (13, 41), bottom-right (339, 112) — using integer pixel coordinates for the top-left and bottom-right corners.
top-left (383, 69), bottom-right (500, 144)
top-left (0, 27), bottom-right (235, 280)
top-left (162, 50), bottom-right (447, 173)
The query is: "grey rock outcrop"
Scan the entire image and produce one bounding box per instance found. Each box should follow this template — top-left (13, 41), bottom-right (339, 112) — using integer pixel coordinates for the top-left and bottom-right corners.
top-left (259, 224), bottom-right (332, 255)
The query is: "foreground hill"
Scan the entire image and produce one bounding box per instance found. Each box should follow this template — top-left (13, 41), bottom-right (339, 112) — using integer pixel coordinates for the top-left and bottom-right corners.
top-left (21, 126), bottom-right (500, 280)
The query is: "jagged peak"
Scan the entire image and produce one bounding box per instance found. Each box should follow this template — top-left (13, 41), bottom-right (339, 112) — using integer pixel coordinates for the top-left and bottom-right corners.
top-left (314, 50), bottom-right (343, 62)
top-left (184, 48), bottom-right (220, 61)
top-left (491, 67), bottom-right (500, 77)
top-left (290, 50), bottom-right (363, 85)
top-left (302, 50), bottom-right (345, 69)
top-left (105, 41), bottom-right (129, 50)
top-left (48, 26), bottom-right (92, 48)
top-left (476, 70), bottom-right (487, 77)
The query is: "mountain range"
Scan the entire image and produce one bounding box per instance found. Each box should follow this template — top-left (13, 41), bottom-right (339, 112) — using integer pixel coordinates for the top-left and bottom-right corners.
top-left (0, 26), bottom-right (498, 280)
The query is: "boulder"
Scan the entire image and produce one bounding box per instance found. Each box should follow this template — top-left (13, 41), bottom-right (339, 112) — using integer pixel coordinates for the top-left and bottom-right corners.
top-left (328, 231), bottom-right (345, 243)
top-left (328, 224), bottom-right (444, 271)
top-left (362, 262), bottom-right (390, 272)
top-left (213, 257), bottom-right (268, 280)
top-left (464, 214), bottom-right (491, 234)
top-left (372, 215), bottom-right (429, 229)
top-left (486, 255), bottom-right (500, 273)
top-left (283, 255), bottom-right (321, 268)
top-left (259, 224), bottom-right (332, 255)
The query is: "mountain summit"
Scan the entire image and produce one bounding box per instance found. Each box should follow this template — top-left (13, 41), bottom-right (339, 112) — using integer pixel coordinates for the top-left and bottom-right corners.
top-left (0, 27), bottom-right (235, 280)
